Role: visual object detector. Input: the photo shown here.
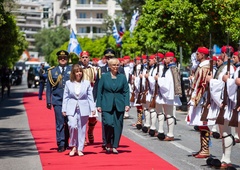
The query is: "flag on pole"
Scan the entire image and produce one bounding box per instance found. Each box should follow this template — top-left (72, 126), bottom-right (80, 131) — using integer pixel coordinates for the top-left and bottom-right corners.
top-left (213, 44), bottom-right (221, 55)
top-left (129, 10), bottom-right (139, 33)
top-left (112, 20), bottom-right (122, 46)
top-left (119, 19), bottom-right (125, 36)
top-left (67, 29), bottom-right (82, 55)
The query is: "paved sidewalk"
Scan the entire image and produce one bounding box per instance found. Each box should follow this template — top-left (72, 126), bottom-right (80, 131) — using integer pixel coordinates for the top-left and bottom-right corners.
top-left (0, 81), bottom-right (42, 170)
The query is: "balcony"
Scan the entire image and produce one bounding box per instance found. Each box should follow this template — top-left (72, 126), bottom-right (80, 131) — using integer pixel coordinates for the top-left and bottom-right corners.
top-left (17, 23), bottom-right (42, 28)
top-left (26, 16), bottom-right (42, 20)
top-left (25, 37), bottom-right (35, 42)
top-left (76, 33), bottom-right (106, 39)
top-left (23, 30), bottom-right (38, 35)
top-left (76, 18), bottom-right (104, 25)
top-left (76, 4), bottom-right (108, 10)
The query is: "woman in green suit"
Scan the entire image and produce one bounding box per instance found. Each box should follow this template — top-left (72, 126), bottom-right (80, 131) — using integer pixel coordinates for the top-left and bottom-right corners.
top-left (96, 58), bottom-right (130, 154)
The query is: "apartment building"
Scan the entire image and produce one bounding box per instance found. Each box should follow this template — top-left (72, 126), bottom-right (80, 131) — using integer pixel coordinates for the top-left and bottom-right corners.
top-left (55, 0), bottom-right (122, 39)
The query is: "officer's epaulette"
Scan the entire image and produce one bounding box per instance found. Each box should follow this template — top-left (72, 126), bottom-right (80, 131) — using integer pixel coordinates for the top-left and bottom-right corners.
top-left (48, 66), bottom-right (55, 71)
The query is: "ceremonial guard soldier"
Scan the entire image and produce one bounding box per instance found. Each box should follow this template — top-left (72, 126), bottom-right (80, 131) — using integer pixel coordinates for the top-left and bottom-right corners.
top-left (123, 55), bottom-right (133, 118)
top-left (231, 51), bottom-right (240, 143)
top-left (155, 52), bottom-right (182, 141)
top-left (186, 47), bottom-right (211, 158)
top-left (78, 51), bottom-right (98, 144)
top-left (46, 50), bottom-right (71, 152)
top-left (131, 56), bottom-right (144, 129)
top-left (141, 55), bottom-right (155, 133)
top-left (207, 45), bottom-right (235, 168)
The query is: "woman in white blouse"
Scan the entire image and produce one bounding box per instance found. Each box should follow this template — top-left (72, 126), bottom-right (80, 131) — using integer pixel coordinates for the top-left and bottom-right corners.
top-left (62, 64), bottom-right (96, 156)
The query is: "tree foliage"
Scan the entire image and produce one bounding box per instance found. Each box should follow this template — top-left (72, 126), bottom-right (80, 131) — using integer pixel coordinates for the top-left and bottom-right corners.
top-left (47, 35), bottom-right (118, 66)
top-left (130, 0), bottom-right (240, 61)
top-left (34, 26), bottom-right (70, 60)
top-left (0, 0), bottom-right (28, 67)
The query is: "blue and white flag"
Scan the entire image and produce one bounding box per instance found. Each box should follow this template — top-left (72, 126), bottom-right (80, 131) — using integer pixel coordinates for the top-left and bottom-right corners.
top-left (67, 29), bottom-right (82, 55)
top-left (129, 10), bottom-right (139, 33)
top-left (112, 20), bottom-right (122, 46)
top-left (213, 44), bottom-right (221, 55)
top-left (119, 19), bottom-right (125, 36)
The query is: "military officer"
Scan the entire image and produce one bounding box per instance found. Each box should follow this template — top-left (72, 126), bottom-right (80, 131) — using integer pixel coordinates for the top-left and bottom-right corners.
top-left (46, 50), bottom-right (71, 152)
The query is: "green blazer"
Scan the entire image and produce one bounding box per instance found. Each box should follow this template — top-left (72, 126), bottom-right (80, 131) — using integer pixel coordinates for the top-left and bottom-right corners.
top-left (96, 72), bottom-right (130, 112)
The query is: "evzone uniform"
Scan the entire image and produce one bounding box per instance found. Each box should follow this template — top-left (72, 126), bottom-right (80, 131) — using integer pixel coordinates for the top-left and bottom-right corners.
top-left (130, 57), bottom-right (144, 129)
top-left (207, 46), bottom-right (235, 168)
top-left (123, 56), bottom-right (133, 118)
top-left (145, 55), bottom-right (158, 136)
top-left (186, 47), bottom-right (211, 158)
top-left (141, 55), bottom-right (156, 133)
top-left (79, 51), bottom-right (98, 144)
top-left (155, 52), bottom-right (182, 141)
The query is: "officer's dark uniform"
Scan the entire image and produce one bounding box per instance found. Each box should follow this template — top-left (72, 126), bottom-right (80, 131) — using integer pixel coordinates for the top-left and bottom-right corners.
top-left (46, 50), bottom-right (71, 152)
top-left (38, 63), bottom-right (46, 100)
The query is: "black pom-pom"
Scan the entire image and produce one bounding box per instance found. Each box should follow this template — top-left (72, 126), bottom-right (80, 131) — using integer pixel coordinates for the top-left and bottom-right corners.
top-left (142, 126), bottom-right (148, 133)
top-left (212, 132), bottom-right (220, 139)
top-left (194, 126), bottom-right (199, 131)
top-left (157, 133), bottom-right (165, 140)
top-left (149, 129), bottom-right (156, 137)
top-left (211, 159), bottom-right (221, 168)
top-left (206, 157), bottom-right (214, 166)
top-left (136, 124), bottom-right (142, 130)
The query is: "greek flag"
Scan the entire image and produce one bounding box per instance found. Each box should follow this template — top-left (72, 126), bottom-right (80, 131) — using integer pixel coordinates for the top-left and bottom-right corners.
top-left (129, 10), bottom-right (139, 33)
top-left (213, 44), bottom-right (221, 55)
top-left (112, 20), bottom-right (122, 46)
top-left (67, 29), bottom-right (82, 55)
top-left (119, 19), bottom-right (125, 36)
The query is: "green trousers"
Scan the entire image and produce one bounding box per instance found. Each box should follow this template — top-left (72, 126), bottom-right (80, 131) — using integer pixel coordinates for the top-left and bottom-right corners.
top-left (102, 108), bottom-right (124, 148)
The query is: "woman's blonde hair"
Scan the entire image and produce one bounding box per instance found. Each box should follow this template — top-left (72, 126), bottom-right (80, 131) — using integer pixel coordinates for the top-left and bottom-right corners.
top-left (108, 58), bottom-right (120, 66)
top-left (70, 64), bottom-right (84, 82)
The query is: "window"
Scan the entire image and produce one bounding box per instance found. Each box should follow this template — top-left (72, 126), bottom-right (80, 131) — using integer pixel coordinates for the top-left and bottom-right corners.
top-left (93, 27), bottom-right (102, 33)
top-left (79, 13), bottom-right (86, 18)
top-left (79, 27), bottom-right (87, 33)
top-left (78, 0), bottom-right (87, 4)
top-left (96, 13), bottom-right (103, 18)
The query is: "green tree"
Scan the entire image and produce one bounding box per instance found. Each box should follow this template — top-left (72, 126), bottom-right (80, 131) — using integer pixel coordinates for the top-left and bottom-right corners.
top-left (47, 36), bottom-right (117, 66)
top-left (34, 26), bottom-right (70, 61)
top-left (130, 0), bottom-right (240, 62)
top-left (0, 0), bottom-right (28, 67)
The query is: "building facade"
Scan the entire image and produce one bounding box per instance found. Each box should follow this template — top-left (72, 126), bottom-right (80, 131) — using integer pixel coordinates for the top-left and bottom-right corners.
top-left (13, 0), bottom-right (54, 58)
top-left (55, 0), bottom-right (122, 39)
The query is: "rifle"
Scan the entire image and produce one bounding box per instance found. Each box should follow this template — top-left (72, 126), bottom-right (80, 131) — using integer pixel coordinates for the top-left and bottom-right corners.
top-left (201, 34), bottom-right (213, 121)
top-left (228, 41), bottom-right (240, 127)
top-left (141, 55), bottom-right (149, 104)
top-left (216, 38), bottom-right (231, 125)
top-left (136, 58), bottom-right (144, 104)
top-left (130, 59), bottom-right (137, 103)
top-left (149, 57), bottom-right (160, 108)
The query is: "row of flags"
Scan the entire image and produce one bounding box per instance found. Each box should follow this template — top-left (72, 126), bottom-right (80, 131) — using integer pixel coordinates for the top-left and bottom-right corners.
top-left (112, 10), bottom-right (139, 47)
top-left (67, 10), bottom-right (140, 55)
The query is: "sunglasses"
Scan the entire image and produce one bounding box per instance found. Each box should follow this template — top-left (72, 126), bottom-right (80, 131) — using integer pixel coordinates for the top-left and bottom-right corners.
top-left (58, 57), bottom-right (68, 60)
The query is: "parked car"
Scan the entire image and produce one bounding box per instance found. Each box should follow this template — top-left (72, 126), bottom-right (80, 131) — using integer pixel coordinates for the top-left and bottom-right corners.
top-left (27, 66), bottom-right (49, 88)
top-left (180, 70), bottom-right (190, 90)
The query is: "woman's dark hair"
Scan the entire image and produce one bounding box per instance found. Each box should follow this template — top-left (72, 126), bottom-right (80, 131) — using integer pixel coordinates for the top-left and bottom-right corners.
top-left (70, 64), bottom-right (84, 82)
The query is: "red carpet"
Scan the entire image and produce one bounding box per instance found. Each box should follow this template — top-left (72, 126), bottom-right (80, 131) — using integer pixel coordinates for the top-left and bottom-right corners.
top-left (23, 92), bottom-right (178, 170)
